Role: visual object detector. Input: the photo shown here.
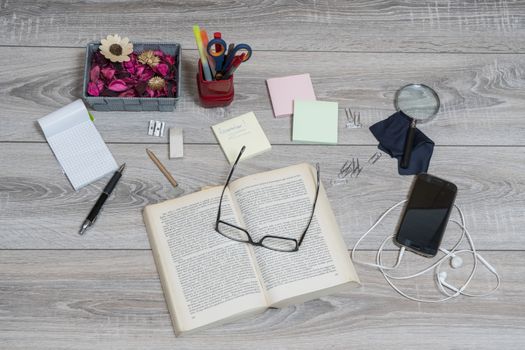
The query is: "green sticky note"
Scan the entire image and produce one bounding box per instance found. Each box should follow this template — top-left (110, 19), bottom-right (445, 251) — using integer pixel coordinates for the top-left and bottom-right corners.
top-left (88, 112), bottom-right (95, 122)
top-left (292, 100), bottom-right (338, 144)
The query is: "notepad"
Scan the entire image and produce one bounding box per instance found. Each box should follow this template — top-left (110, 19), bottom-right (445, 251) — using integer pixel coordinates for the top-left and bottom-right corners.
top-left (266, 73), bottom-right (316, 118)
top-left (38, 99), bottom-right (118, 190)
top-left (212, 112), bottom-right (271, 164)
top-left (292, 100), bottom-right (339, 144)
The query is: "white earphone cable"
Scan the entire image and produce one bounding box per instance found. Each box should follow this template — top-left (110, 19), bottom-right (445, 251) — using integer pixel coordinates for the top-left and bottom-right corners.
top-left (351, 200), bottom-right (500, 303)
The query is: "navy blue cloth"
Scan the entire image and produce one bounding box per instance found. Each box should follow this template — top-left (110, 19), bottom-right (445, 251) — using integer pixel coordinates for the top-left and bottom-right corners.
top-left (369, 111), bottom-right (434, 175)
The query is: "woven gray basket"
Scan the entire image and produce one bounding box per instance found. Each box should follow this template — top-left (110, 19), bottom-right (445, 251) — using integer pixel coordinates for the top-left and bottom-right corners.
top-left (82, 42), bottom-right (181, 112)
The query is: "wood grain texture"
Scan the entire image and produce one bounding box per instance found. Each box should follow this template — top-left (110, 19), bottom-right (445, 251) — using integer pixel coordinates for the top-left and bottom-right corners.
top-left (1, 0), bottom-right (524, 347)
top-left (1, 0), bottom-right (524, 53)
top-left (0, 250), bottom-right (520, 350)
top-left (1, 48), bottom-right (525, 145)
top-left (1, 143), bottom-right (523, 250)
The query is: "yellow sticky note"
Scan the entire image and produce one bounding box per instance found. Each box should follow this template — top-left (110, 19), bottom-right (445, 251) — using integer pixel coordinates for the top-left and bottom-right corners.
top-left (212, 112), bottom-right (272, 164)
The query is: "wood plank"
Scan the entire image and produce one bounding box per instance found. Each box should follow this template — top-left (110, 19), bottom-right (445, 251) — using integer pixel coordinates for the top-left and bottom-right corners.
top-left (0, 1), bottom-right (524, 53)
top-left (1, 48), bottom-right (525, 145)
top-left (1, 143), bottom-right (523, 250)
top-left (0, 250), bottom-right (521, 349)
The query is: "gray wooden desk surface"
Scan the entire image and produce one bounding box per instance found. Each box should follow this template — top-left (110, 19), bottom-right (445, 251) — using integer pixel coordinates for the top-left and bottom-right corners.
top-left (1, 1), bottom-right (524, 349)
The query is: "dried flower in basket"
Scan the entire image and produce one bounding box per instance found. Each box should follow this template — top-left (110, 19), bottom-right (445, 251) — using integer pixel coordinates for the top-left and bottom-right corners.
top-left (87, 35), bottom-right (178, 98)
top-left (138, 50), bottom-right (160, 67)
top-left (148, 76), bottom-right (166, 91)
top-left (99, 34), bottom-right (133, 62)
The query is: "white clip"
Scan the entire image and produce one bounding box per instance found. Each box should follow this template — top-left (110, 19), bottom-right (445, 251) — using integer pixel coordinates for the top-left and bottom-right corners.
top-left (148, 120), bottom-right (155, 135)
top-left (154, 121), bottom-right (162, 136)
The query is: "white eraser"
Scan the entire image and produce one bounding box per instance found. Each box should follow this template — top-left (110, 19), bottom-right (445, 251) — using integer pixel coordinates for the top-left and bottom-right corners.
top-left (169, 128), bottom-right (184, 159)
top-left (160, 122), bottom-right (166, 137)
top-left (154, 121), bottom-right (161, 137)
top-left (148, 120), bottom-right (155, 135)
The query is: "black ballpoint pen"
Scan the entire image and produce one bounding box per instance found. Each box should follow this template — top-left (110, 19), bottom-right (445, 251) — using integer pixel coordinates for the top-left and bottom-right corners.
top-left (79, 163), bottom-right (126, 235)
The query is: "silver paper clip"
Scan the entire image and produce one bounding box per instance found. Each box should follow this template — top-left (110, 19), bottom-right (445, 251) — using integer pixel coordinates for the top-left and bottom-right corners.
top-left (338, 159), bottom-right (354, 178)
top-left (345, 108), bottom-right (362, 129)
top-left (368, 152), bottom-right (382, 164)
top-left (330, 178), bottom-right (348, 186)
top-left (350, 158), bottom-right (363, 178)
top-left (338, 158), bottom-right (363, 179)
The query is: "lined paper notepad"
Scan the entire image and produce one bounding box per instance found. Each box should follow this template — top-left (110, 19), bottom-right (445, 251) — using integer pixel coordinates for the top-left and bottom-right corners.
top-left (38, 99), bottom-right (118, 190)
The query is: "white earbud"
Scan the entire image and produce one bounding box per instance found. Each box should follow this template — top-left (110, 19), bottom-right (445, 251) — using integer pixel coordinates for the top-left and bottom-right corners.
top-left (437, 271), bottom-right (460, 292)
top-left (438, 271), bottom-right (448, 281)
top-left (439, 248), bottom-right (463, 269)
top-left (450, 255), bottom-right (463, 269)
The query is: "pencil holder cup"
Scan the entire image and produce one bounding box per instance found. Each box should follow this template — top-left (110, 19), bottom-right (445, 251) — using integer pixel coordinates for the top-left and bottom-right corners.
top-left (196, 60), bottom-right (234, 108)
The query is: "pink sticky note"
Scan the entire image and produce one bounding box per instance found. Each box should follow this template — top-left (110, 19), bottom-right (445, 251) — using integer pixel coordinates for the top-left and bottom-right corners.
top-left (266, 73), bottom-right (316, 118)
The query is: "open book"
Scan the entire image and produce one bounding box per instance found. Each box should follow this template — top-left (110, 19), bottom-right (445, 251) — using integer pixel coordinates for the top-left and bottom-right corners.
top-left (143, 163), bottom-right (359, 334)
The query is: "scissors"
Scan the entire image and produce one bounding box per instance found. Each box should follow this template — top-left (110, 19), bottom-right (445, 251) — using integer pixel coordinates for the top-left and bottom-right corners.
top-left (206, 38), bottom-right (252, 73)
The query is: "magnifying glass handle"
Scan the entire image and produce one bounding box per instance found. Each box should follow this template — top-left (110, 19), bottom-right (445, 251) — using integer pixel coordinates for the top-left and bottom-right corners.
top-left (401, 119), bottom-right (417, 169)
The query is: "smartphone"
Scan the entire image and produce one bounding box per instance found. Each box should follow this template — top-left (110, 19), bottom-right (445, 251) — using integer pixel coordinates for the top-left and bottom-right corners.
top-left (395, 173), bottom-right (458, 257)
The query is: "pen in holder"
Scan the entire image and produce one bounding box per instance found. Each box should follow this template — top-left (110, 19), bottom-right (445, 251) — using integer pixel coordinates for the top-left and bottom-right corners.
top-left (196, 60), bottom-right (235, 108)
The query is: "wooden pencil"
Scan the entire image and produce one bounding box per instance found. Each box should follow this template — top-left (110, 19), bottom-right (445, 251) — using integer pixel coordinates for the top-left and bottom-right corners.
top-left (146, 148), bottom-right (178, 188)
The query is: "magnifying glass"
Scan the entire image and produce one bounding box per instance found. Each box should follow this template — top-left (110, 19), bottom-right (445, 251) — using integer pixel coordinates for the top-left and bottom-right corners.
top-left (394, 84), bottom-right (440, 169)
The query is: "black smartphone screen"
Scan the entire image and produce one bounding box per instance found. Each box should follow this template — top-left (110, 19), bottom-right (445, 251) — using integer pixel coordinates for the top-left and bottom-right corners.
top-left (395, 174), bottom-right (457, 257)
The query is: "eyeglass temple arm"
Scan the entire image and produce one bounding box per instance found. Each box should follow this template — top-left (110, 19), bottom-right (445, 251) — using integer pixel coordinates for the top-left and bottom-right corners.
top-left (297, 163), bottom-right (321, 247)
top-left (216, 146), bottom-right (246, 222)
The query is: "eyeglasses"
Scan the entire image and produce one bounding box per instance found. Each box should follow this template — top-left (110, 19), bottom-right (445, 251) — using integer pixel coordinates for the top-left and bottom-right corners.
top-left (215, 146), bottom-right (320, 252)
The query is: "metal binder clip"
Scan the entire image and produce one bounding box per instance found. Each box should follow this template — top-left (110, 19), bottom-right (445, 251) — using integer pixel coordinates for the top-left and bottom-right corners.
top-left (345, 108), bottom-right (362, 129)
top-left (368, 152), bottom-right (382, 164)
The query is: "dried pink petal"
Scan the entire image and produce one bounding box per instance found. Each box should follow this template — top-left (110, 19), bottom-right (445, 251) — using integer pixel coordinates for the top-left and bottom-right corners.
top-left (90, 65), bottom-right (100, 82)
top-left (155, 63), bottom-right (169, 76)
top-left (157, 87), bottom-right (167, 97)
top-left (100, 66), bottom-right (116, 80)
top-left (119, 89), bottom-right (137, 97)
top-left (87, 81), bottom-right (101, 96)
top-left (154, 50), bottom-right (164, 58)
top-left (135, 65), bottom-right (145, 77)
top-left (123, 60), bottom-right (136, 74)
top-left (164, 55), bottom-right (175, 65)
top-left (145, 87), bottom-right (155, 98)
top-left (140, 68), bottom-right (154, 81)
top-left (123, 77), bottom-right (138, 85)
top-left (108, 79), bottom-right (129, 92)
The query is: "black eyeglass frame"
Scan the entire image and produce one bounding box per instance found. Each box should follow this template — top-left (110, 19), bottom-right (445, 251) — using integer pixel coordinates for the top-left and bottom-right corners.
top-left (215, 145), bottom-right (321, 252)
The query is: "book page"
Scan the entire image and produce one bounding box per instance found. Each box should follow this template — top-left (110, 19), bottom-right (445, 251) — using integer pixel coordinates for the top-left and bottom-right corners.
top-left (229, 163), bottom-right (359, 306)
top-left (143, 187), bottom-right (267, 333)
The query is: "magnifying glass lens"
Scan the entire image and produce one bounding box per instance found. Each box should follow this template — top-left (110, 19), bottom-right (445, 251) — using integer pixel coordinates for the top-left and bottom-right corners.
top-left (395, 84), bottom-right (440, 121)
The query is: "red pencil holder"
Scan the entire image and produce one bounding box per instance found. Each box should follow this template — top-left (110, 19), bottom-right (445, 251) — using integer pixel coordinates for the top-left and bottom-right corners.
top-left (196, 60), bottom-right (235, 108)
